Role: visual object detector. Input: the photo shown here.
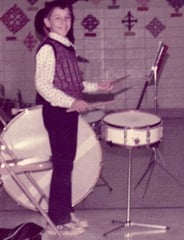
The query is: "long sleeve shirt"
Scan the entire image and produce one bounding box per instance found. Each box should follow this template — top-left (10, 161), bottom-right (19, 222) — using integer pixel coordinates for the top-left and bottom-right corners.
top-left (35, 32), bottom-right (98, 108)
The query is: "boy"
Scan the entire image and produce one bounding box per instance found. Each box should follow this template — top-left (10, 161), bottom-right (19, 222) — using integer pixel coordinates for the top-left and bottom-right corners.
top-left (34, 0), bottom-right (112, 236)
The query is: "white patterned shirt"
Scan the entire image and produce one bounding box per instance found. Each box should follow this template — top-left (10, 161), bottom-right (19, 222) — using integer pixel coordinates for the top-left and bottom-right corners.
top-left (35, 32), bottom-right (98, 108)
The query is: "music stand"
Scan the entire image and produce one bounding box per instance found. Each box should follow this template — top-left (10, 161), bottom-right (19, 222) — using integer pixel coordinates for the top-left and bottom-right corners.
top-left (149, 41), bottom-right (168, 113)
top-left (136, 41), bottom-right (168, 113)
top-left (135, 42), bottom-right (184, 196)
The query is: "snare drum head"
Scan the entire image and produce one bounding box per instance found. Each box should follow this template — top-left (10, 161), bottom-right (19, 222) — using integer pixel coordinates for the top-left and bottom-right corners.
top-left (103, 110), bottom-right (161, 128)
top-left (1, 105), bottom-right (102, 211)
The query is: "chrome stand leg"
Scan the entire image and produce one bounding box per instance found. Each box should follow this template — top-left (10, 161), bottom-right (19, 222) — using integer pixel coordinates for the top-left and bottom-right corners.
top-left (103, 148), bottom-right (169, 237)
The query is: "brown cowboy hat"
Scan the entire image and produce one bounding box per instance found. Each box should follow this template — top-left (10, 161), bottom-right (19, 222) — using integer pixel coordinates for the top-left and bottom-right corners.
top-left (34, 0), bottom-right (79, 39)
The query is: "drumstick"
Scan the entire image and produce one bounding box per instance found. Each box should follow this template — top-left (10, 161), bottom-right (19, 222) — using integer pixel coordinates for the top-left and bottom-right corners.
top-left (109, 74), bottom-right (130, 85)
top-left (88, 100), bottom-right (117, 109)
top-left (67, 100), bottom-right (117, 113)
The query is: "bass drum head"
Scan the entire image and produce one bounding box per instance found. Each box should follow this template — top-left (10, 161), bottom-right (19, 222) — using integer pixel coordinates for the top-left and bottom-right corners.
top-left (1, 105), bottom-right (102, 211)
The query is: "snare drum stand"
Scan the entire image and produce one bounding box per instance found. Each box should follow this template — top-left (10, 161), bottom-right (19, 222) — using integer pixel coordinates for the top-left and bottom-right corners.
top-left (103, 147), bottom-right (169, 237)
top-left (90, 120), bottom-right (113, 192)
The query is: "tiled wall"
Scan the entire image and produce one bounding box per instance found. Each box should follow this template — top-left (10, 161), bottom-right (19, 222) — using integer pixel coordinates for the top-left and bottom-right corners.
top-left (0, 0), bottom-right (184, 112)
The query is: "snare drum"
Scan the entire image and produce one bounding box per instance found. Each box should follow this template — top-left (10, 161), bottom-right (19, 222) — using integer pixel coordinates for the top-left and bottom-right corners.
top-left (0, 105), bottom-right (102, 211)
top-left (102, 110), bottom-right (163, 147)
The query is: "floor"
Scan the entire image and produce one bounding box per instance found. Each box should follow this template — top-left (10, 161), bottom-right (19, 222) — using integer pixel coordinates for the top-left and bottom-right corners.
top-left (0, 110), bottom-right (184, 239)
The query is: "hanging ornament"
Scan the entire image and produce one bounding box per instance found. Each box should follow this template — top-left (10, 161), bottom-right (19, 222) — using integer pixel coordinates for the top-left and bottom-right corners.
top-left (136, 0), bottom-right (150, 11)
top-left (0, 4), bottom-right (30, 41)
top-left (23, 32), bottom-right (37, 52)
top-left (108, 0), bottom-right (120, 9)
top-left (166, 0), bottom-right (184, 17)
top-left (81, 14), bottom-right (100, 37)
top-left (26, 0), bottom-right (39, 11)
top-left (146, 17), bottom-right (166, 38)
top-left (122, 11), bottom-right (138, 36)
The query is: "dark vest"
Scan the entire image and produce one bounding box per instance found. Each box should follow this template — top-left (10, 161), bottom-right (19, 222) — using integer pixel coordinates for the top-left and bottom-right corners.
top-left (37, 37), bottom-right (84, 99)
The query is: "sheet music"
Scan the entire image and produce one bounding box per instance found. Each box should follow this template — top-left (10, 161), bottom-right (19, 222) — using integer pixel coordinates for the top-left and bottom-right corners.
top-left (148, 41), bottom-right (168, 85)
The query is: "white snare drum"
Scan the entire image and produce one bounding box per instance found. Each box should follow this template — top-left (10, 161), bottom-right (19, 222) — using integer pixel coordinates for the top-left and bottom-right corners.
top-left (103, 110), bottom-right (163, 147)
top-left (0, 105), bottom-right (102, 211)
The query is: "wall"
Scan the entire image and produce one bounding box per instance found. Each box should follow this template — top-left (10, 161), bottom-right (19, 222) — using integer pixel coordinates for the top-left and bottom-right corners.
top-left (0, 0), bottom-right (184, 113)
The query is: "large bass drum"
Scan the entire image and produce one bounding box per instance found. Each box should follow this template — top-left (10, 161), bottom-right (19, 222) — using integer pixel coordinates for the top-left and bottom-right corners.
top-left (0, 105), bottom-right (102, 211)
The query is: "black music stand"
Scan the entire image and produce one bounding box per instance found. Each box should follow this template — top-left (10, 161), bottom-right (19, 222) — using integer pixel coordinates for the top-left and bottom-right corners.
top-left (135, 41), bottom-right (184, 196)
top-left (136, 41), bottom-right (168, 113)
top-left (134, 142), bottom-right (184, 197)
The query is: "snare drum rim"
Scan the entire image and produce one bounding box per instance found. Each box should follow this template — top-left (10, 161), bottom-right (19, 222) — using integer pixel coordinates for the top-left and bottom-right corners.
top-left (103, 110), bottom-right (162, 130)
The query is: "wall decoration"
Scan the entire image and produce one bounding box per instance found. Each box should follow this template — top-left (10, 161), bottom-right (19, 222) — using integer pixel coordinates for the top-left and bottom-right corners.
top-left (0, 4), bottom-right (30, 40)
top-left (122, 11), bottom-right (138, 36)
top-left (27, 0), bottom-right (39, 11)
top-left (23, 32), bottom-right (37, 52)
top-left (166, 0), bottom-right (184, 17)
top-left (27, 0), bottom-right (38, 5)
top-left (136, 0), bottom-right (150, 11)
top-left (81, 14), bottom-right (100, 37)
top-left (146, 17), bottom-right (166, 38)
top-left (108, 0), bottom-right (120, 9)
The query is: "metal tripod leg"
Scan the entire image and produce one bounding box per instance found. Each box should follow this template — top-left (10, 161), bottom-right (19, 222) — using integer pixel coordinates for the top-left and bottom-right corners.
top-left (96, 162), bottom-right (113, 192)
top-left (97, 173), bottom-right (113, 192)
top-left (103, 148), bottom-right (168, 237)
top-left (134, 145), bottom-right (184, 197)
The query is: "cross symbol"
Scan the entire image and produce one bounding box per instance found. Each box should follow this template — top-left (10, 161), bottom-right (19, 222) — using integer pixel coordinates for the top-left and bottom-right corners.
top-left (122, 11), bottom-right (138, 32)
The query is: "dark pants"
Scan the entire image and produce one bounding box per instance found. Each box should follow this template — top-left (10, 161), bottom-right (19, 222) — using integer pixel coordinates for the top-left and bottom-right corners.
top-left (36, 95), bottom-right (78, 225)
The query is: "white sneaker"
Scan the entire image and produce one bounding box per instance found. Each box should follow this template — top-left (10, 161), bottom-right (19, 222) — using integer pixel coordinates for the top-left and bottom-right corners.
top-left (59, 222), bottom-right (85, 236)
top-left (71, 212), bottom-right (89, 228)
top-left (46, 222), bottom-right (85, 236)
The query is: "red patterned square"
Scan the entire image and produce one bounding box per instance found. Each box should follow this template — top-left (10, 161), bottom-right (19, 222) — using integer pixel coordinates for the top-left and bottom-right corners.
top-left (0, 4), bottom-right (30, 34)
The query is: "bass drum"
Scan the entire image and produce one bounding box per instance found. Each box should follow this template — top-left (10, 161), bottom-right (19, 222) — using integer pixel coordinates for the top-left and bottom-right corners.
top-left (0, 105), bottom-right (102, 211)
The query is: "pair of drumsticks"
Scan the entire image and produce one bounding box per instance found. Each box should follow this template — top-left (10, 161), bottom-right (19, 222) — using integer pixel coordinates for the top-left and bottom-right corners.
top-left (67, 75), bottom-right (130, 112)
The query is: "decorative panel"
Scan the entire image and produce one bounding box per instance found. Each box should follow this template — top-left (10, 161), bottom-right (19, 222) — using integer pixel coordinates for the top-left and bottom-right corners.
top-left (23, 32), bottom-right (37, 52)
top-left (166, 0), bottom-right (184, 17)
top-left (122, 11), bottom-right (138, 36)
top-left (136, 0), bottom-right (150, 11)
top-left (0, 4), bottom-right (30, 40)
top-left (146, 17), bottom-right (166, 38)
top-left (108, 0), bottom-right (120, 9)
top-left (81, 14), bottom-right (100, 37)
